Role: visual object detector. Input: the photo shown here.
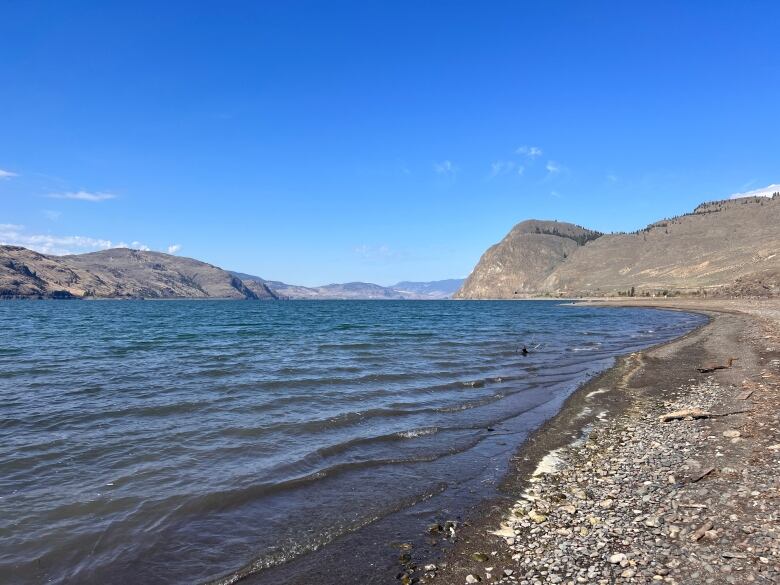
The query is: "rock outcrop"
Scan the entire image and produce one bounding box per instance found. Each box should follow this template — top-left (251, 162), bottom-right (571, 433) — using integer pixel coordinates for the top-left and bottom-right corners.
top-left (456, 196), bottom-right (780, 299)
top-left (455, 220), bottom-right (602, 299)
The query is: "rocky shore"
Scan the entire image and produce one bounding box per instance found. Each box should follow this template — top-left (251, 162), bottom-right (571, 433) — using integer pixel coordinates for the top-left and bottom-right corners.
top-left (419, 300), bottom-right (780, 585)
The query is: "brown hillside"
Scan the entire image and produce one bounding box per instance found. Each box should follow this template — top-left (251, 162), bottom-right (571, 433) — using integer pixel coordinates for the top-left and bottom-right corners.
top-left (0, 246), bottom-right (274, 299)
top-left (456, 196), bottom-right (780, 299)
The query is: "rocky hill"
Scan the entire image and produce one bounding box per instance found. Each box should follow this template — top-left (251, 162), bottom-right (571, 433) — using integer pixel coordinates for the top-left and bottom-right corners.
top-left (0, 246), bottom-right (275, 299)
top-left (454, 220), bottom-right (602, 298)
top-left (456, 196), bottom-right (780, 299)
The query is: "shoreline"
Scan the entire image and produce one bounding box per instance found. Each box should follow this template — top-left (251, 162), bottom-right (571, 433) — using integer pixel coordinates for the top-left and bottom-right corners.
top-left (423, 299), bottom-right (780, 584)
top-left (227, 304), bottom-right (709, 585)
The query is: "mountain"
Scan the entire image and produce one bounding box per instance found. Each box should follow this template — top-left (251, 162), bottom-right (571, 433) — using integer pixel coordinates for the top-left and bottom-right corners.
top-left (456, 195), bottom-right (780, 299)
top-left (0, 246), bottom-right (275, 299)
top-left (391, 279), bottom-right (465, 299)
top-left (233, 273), bottom-right (464, 300)
top-left (454, 220), bottom-right (602, 298)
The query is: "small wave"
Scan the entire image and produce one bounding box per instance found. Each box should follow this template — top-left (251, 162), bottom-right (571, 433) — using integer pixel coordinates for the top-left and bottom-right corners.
top-left (396, 427), bottom-right (439, 439)
top-left (317, 342), bottom-right (376, 350)
top-left (332, 323), bottom-right (370, 331)
top-left (462, 379), bottom-right (485, 388)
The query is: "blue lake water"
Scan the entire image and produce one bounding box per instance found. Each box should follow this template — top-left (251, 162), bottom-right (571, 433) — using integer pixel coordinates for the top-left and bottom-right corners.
top-left (0, 300), bottom-right (705, 584)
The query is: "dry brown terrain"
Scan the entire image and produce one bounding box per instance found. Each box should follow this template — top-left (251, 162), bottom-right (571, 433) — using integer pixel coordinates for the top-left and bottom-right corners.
top-left (0, 246), bottom-right (276, 299)
top-left (456, 197), bottom-right (780, 299)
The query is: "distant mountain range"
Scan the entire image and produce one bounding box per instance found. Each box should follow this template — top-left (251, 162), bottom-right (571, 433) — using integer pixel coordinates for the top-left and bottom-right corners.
top-left (456, 195), bottom-right (780, 299)
top-left (0, 245), bottom-right (461, 300)
top-left (8, 193), bottom-right (775, 301)
top-left (232, 272), bottom-right (464, 300)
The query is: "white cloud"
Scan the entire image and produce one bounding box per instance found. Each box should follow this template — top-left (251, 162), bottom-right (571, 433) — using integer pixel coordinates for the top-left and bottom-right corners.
top-left (516, 145), bottom-right (543, 159)
top-left (43, 210), bottom-right (62, 221)
top-left (48, 191), bottom-right (117, 202)
top-left (167, 244), bottom-right (182, 255)
top-left (0, 224), bottom-right (115, 255)
top-left (0, 169), bottom-right (18, 179)
top-left (489, 160), bottom-right (517, 178)
top-left (434, 160), bottom-right (457, 175)
top-left (729, 183), bottom-right (780, 199)
top-left (517, 165), bottom-right (525, 176)
top-left (0, 224), bottom-right (151, 255)
top-left (545, 160), bottom-right (562, 174)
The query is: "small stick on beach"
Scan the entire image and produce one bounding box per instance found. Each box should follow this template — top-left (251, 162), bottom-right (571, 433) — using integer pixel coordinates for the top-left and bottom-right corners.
top-left (659, 408), bottom-right (752, 423)
top-left (696, 357), bottom-right (738, 373)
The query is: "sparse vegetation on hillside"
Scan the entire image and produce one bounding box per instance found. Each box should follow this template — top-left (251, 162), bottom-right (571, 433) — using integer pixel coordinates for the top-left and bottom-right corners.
top-left (457, 195), bottom-right (780, 299)
top-left (533, 225), bottom-right (603, 246)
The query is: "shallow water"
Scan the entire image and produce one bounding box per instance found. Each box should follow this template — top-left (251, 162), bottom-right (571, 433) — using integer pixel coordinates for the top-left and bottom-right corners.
top-left (0, 300), bottom-right (705, 584)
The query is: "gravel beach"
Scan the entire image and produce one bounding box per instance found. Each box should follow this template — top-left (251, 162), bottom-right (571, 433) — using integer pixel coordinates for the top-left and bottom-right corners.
top-left (415, 300), bottom-right (780, 585)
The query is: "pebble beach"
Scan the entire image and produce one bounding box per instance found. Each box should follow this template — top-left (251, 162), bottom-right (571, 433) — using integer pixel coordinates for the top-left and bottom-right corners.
top-left (417, 300), bottom-right (780, 585)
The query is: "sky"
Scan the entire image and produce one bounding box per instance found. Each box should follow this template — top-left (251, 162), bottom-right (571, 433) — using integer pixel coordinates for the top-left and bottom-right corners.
top-left (1, 1), bottom-right (779, 286)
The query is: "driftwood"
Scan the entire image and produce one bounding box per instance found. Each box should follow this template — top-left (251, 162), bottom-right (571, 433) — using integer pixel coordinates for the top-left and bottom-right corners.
top-left (696, 357), bottom-right (738, 373)
top-left (659, 408), bottom-right (751, 423)
top-left (659, 408), bottom-right (711, 422)
top-left (690, 520), bottom-right (714, 542)
top-left (736, 389), bottom-right (754, 400)
top-left (689, 466), bottom-right (715, 483)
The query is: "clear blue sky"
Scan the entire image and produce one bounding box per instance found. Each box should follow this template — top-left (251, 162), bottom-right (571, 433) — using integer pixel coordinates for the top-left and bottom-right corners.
top-left (1, 1), bottom-right (778, 286)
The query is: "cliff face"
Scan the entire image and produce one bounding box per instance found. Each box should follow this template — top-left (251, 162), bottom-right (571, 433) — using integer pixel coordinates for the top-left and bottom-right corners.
top-left (454, 220), bottom-right (602, 299)
top-left (456, 196), bottom-right (780, 299)
top-left (0, 246), bottom-right (273, 299)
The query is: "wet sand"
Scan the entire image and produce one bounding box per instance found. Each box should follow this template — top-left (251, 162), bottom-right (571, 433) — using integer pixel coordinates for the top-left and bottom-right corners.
top-left (424, 299), bottom-right (780, 584)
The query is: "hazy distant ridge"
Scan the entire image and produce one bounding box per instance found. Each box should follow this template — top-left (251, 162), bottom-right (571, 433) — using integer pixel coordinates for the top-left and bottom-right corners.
top-left (233, 273), bottom-right (464, 300)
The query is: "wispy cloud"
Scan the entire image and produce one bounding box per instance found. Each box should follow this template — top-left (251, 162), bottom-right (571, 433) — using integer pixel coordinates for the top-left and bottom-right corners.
top-left (48, 191), bottom-right (117, 202)
top-left (434, 160), bottom-right (457, 176)
top-left (352, 244), bottom-right (405, 262)
top-left (606, 173), bottom-right (618, 183)
top-left (0, 224), bottom-right (115, 255)
top-left (354, 244), bottom-right (392, 258)
top-left (42, 209), bottom-right (62, 221)
top-left (0, 224), bottom-right (150, 255)
top-left (489, 160), bottom-right (517, 178)
top-left (729, 183), bottom-right (780, 199)
top-left (516, 145), bottom-right (543, 159)
top-left (116, 241), bottom-right (151, 251)
top-left (545, 160), bottom-right (562, 174)
top-left (167, 244), bottom-right (182, 255)
top-left (0, 169), bottom-right (18, 179)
